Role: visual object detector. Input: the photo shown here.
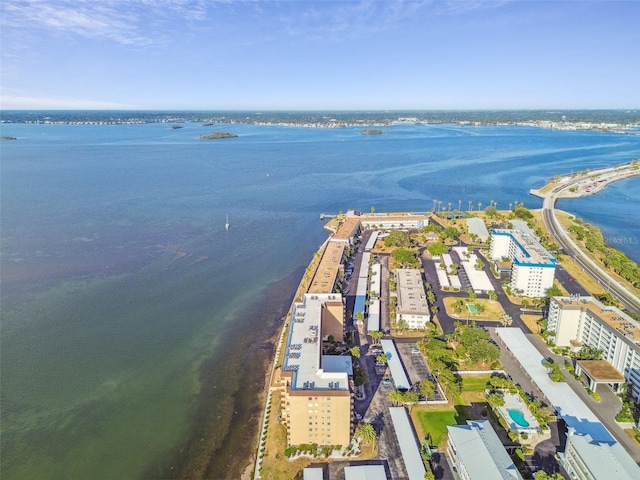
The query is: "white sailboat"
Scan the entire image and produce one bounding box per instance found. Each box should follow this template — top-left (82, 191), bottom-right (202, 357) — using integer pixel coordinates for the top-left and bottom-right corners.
top-left (225, 214), bottom-right (230, 231)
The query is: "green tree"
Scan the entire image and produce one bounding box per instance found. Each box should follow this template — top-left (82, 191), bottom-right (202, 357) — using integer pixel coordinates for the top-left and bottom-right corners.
top-left (355, 422), bottom-right (378, 452)
top-left (370, 330), bottom-right (383, 345)
top-left (419, 380), bottom-right (435, 399)
top-left (349, 346), bottom-right (361, 359)
top-left (353, 363), bottom-right (368, 386)
top-left (403, 391), bottom-right (419, 412)
top-left (575, 345), bottom-right (603, 360)
top-left (487, 392), bottom-right (505, 407)
top-left (468, 339), bottom-right (500, 364)
top-left (499, 314), bottom-right (513, 327)
top-left (427, 242), bottom-right (448, 256)
top-left (389, 390), bottom-right (404, 406)
top-left (442, 226), bottom-right (460, 240)
top-left (452, 299), bottom-right (466, 315)
top-left (376, 354), bottom-right (388, 365)
top-left (396, 318), bottom-right (409, 333)
top-left (392, 248), bottom-right (420, 267)
top-left (488, 290), bottom-right (497, 301)
top-left (384, 230), bottom-right (411, 248)
top-left (485, 205), bottom-right (498, 218)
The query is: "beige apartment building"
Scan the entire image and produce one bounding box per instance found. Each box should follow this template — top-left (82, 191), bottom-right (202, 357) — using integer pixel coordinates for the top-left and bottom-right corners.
top-left (279, 293), bottom-right (353, 446)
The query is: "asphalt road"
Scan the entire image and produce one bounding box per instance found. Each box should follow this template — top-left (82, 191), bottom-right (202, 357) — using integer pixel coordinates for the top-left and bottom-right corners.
top-left (541, 172), bottom-right (640, 313)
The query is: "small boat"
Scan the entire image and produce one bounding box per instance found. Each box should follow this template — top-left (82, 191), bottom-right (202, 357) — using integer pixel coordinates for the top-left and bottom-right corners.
top-left (225, 214), bottom-right (230, 231)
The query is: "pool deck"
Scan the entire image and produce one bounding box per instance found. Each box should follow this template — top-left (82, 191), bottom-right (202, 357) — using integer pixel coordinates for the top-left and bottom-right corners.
top-left (498, 393), bottom-right (539, 434)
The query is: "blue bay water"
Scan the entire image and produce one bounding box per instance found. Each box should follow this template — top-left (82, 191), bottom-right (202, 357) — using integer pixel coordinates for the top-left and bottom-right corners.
top-left (1, 121), bottom-right (639, 479)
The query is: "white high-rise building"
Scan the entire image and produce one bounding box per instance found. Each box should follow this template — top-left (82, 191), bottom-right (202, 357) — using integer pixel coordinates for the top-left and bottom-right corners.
top-left (548, 296), bottom-right (640, 401)
top-left (490, 229), bottom-right (556, 297)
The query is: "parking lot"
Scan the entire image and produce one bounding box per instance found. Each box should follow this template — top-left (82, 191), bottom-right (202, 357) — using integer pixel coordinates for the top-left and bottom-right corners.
top-left (395, 341), bottom-right (447, 402)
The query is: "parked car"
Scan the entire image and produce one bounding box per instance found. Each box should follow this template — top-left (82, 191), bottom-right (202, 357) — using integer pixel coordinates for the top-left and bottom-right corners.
top-left (382, 378), bottom-right (392, 386)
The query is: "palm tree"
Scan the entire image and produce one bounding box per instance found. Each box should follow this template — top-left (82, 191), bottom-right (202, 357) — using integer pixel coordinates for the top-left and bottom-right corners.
top-left (376, 354), bottom-right (388, 365)
top-left (447, 202), bottom-right (452, 212)
top-left (370, 330), bottom-right (383, 345)
top-left (432, 199), bottom-right (437, 212)
top-left (350, 346), bottom-right (361, 359)
top-left (478, 201), bottom-right (482, 211)
top-left (468, 200), bottom-right (473, 212)
top-left (437, 200), bottom-right (442, 212)
top-left (355, 422), bottom-right (378, 452)
top-left (420, 380), bottom-right (435, 399)
top-left (403, 391), bottom-right (419, 412)
top-left (389, 390), bottom-right (404, 407)
top-left (458, 199), bottom-right (462, 212)
top-left (499, 314), bottom-right (513, 327)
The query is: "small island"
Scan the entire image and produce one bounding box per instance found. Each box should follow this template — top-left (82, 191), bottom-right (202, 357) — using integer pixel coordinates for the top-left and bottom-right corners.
top-left (360, 129), bottom-right (384, 135)
top-left (1, 135), bottom-right (18, 140)
top-left (198, 131), bottom-right (238, 140)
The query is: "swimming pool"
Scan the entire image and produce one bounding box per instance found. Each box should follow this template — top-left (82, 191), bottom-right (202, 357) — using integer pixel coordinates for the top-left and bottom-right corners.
top-left (507, 408), bottom-right (530, 428)
top-left (467, 303), bottom-right (479, 314)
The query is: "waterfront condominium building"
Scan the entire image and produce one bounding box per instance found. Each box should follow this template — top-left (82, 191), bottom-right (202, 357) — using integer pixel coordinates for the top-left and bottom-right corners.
top-left (548, 296), bottom-right (640, 401)
top-left (561, 427), bottom-right (640, 480)
top-left (279, 293), bottom-right (353, 446)
top-left (447, 419), bottom-right (524, 480)
top-left (394, 269), bottom-right (430, 329)
top-left (489, 229), bottom-right (556, 297)
top-left (348, 211), bottom-right (430, 230)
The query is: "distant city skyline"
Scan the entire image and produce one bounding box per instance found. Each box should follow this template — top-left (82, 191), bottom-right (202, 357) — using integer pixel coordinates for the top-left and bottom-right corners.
top-left (1, 0), bottom-right (639, 111)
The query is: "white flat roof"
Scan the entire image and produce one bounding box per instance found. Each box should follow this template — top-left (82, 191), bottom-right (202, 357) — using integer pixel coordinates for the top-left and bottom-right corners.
top-left (365, 231), bottom-right (379, 251)
top-left (381, 339), bottom-right (410, 390)
top-left (467, 217), bottom-right (490, 240)
top-left (448, 420), bottom-right (523, 480)
top-left (396, 269), bottom-right (429, 315)
top-left (284, 294), bottom-right (349, 391)
top-left (344, 464), bottom-right (388, 480)
top-left (359, 253), bottom-right (371, 278)
top-left (370, 263), bottom-right (381, 296)
top-left (389, 407), bottom-right (427, 480)
top-left (492, 229), bottom-right (555, 266)
top-left (453, 247), bottom-right (494, 292)
top-left (567, 431), bottom-right (640, 479)
top-left (303, 467), bottom-right (324, 480)
top-left (510, 219), bottom-right (534, 236)
top-left (496, 328), bottom-right (613, 440)
top-left (367, 299), bottom-right (381, 332)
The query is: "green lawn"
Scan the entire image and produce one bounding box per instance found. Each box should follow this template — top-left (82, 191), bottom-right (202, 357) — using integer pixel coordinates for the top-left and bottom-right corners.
top-left (416, 407), bottom-right (471, 448)
top-left (461, 376), bottom-right (490, 392)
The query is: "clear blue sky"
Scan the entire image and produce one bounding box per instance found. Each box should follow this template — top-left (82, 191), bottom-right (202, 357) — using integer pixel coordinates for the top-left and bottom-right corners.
top-left (1, 0), bottom-right (639, 110)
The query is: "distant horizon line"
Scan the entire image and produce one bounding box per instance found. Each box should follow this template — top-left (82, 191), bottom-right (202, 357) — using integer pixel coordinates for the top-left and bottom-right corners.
top-left (1, 108), bottom-right (639, 113)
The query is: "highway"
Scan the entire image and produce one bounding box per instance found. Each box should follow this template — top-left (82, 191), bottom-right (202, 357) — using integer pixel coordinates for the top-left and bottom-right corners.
top-left (539, 166), bottom-right (640, 313)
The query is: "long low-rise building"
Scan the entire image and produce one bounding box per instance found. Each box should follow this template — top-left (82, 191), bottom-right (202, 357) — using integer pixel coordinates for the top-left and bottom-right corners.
top-left (447, 419), bottom-right (523, 480)
top-left (381, 339), bottom-right (410, 391)
top-left (548, 295), bottom-right (640, 401)
top-left (279, 293), bottom-right (352, 446)
top-left (395, 268), bottom-right (430, 329)
top-left (490, 228), bottom-right (556, 297)
top-left (347, 211), bottom-right (430, 230)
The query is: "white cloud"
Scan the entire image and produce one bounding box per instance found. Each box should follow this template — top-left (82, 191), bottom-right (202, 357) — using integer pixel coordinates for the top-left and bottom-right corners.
top-left (0, 0), bottom-right (220, 46)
